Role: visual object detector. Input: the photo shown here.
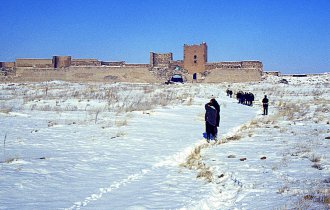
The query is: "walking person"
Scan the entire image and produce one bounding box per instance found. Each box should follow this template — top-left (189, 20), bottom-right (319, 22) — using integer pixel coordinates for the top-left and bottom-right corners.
top-left (205, 100), bottom-right (217, 143)
top-left (229, 90), bottom-right (233, 98)
top-left (210, 98), bottom-right (220, 140)
top-left (262, 95), bottom-right (269, 115)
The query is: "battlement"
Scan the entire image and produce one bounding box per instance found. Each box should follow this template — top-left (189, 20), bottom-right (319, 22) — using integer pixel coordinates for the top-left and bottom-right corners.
top-left (205, 61), bottom-right (263, 70)
top-left (183, 42), bottom-right (207, 47)
top-left (71, 59), bottom-right (101, 66)
top-left (101, 61), bottom-right (126, 66)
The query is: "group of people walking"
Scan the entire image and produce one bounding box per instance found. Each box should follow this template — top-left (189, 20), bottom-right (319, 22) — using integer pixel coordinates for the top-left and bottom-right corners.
top-left (236, 91), bottom-right (255, 106)
top-left (226, 89), bottom-right (255, 106)
top-left (204, 92), bottom-right (269, 143)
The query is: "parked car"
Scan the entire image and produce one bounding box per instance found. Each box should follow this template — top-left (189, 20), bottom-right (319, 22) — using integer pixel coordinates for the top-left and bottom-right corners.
top-left (170, 74), bottom-right (184, 83)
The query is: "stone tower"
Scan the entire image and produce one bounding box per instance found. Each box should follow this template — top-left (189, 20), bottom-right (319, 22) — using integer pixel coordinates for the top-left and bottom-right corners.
top-left (150, 52), bottom-right (173, 67)
top-left (52, 56), bottom-right (71, 68)
top-left (183, 42), bottom-right (207, 74)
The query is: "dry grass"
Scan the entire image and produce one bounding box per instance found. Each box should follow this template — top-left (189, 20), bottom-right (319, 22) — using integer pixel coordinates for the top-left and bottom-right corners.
top-left (226, 135), bottom-right (241, 141)
top-left (309, 154), bottom-right (322, 163)
top-left (180, 143), bottom-right (213, 182)
top-left (0, 107), bottom-right (13, 114)
top-left (4, 157), bottom-right (19, 163)
top-left (115, 118), bottom-right (128, 127)
top-left (296, 188), bottom-right (330, 209)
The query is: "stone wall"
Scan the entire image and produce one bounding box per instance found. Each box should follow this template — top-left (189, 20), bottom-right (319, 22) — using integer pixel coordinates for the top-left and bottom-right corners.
top-left (124, 64), bottom-right (150, 68)
top-left (241, 61), bottom-right (263, 69)
top-left (202, 68), bottom-right (262, 83)
top-left (205, 61), bottom-right (262, 70)
top-left (14, 66), bottom-right (157, 83)
top-left (183, 42), bottom-right (207, 74)
top-left (150, 52), bottom-right (173, 67)
top-left (101, 61), bottom-right (125, 66)
top-left (71, 59), bottom-right (101, 66)
top-left (16, 59), bottom-right (53, 68)
top-left (170, 60), bottom-right (184, 68)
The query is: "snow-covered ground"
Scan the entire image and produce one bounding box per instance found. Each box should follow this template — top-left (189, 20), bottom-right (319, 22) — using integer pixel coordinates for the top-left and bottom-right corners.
top-left (0, 74), bottom-right (329, 209)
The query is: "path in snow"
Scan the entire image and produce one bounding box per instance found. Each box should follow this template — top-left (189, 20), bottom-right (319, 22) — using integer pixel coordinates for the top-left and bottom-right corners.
top-left (0, 94), bottom-right (258, 209)
top-left (65, 97), bottom-right (259, 209)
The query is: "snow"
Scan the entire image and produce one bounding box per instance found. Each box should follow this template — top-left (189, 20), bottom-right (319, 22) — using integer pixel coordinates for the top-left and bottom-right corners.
top-left (0, 74), bottom-right (329, 209)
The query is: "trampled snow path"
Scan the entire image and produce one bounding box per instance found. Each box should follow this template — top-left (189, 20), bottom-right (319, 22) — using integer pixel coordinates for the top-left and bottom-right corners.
top-left (0, 93), bottom-right (257, 209)
top-left (64, 97), bottom-right (258, 210)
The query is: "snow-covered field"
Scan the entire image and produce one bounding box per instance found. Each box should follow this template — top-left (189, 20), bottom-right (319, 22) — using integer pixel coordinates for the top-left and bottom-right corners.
top-left (0, 74), bottom-right (329, 210)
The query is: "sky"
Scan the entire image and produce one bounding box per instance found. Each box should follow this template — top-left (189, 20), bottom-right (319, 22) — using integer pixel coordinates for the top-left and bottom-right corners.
top-left (0, 0), bottom-right (329, 74)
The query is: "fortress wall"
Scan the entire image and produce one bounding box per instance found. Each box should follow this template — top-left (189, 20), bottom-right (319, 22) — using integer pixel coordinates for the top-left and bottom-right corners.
top-left (124, 64), bottom-right (150, 68)
top-left (206, 62), bottom-right (242, 70)
top-left (15, 68), bottom-right (66, 81)
top-left (170, 60), bottom-right (183, 68)
top-left (71, 59), bottom-right (101, 66)
top-left (0, 62), bottom-right (15, 68)
top-left (16, 59), bottom-right (53, 68)
top-left (101, 61), bottom-right (125, 66)
top-left (14, 66), bottom-right (157, 83)
top-left (203, 68), bottom-right (262, 83)
top-left (206, 61), bottom-right (263, 70)
top-left (241, 61), bottom-right (263, 69)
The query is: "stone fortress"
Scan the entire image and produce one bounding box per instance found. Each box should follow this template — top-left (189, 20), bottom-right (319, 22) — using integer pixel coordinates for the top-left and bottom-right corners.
top-left (0, 42), bottom-right (263, 83)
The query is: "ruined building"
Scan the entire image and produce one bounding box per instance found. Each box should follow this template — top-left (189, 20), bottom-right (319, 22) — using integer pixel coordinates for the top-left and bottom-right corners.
top-left (0, 42), bottom-right (263, 82)
top-left (149, 42), bottom-right (263, 82)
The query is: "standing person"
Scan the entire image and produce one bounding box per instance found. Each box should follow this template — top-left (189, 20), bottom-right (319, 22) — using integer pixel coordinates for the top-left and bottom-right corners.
top-left (262, 95), bottom-right (269, 115)
top-left (250, 92), bottom-right (255, 106)
top-left (211, 98), bottom-right (220, 139)
top-left (193, 73), bottom-right (197, 83)
top-left (229, 90), bottom-right (233, 98)
top-left (205, 101), bottom-right (217, 143)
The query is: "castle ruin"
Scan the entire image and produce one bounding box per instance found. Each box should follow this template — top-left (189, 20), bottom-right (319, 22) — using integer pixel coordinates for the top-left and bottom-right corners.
top-left (0, 42), bottom-right (263, 83)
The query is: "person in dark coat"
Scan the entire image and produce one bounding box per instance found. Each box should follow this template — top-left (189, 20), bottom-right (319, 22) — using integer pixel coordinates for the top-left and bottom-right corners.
top-left (250, 92), bottom-right (255, 106)
top-left (205, 101), bottom-right (217, 142)
top-left (229, 90), bottom-right (233, 98)
top-left (210, 98), bottom-right (220, 138)
top-left (262, 95), bottom-right (269, 115)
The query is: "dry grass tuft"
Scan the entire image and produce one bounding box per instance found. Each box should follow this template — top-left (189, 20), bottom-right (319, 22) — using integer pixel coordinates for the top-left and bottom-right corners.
top-left (226, 135), bottom-right (241, 141)
top-left (181, 143), bottom-right (214, 182)
top-left (3, 157), bottom-right (19, 164)
top-left (196, 167), bottom-right (213, 183)
top-left (115, 119), bottom-right (128, 127)
top-left (0, 107), bottom-right (13, 114)
top-left (309, 154), bottom-right (322, 163)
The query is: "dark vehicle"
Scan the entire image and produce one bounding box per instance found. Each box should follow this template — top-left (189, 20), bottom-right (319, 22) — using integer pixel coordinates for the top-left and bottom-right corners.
top-left (165, 74), bottom-right (184, 84)
top-left (170, 74), bottom-right (184, 83)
